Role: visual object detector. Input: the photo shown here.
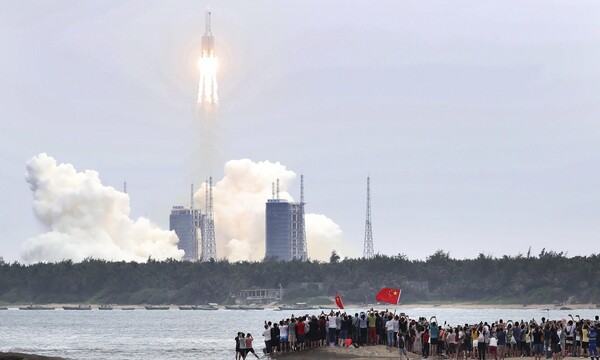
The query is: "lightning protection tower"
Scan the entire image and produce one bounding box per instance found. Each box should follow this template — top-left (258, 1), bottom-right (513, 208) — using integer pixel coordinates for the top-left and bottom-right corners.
top-left (363, 176), bottom-right (374, 259)
top-left (201, 177), bottom-right (217, 261)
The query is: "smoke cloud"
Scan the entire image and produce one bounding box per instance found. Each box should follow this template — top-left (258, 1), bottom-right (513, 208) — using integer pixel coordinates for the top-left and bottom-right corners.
top-left (195, 159), bottom-right (350, 262)
top-left (22, 153), bottom-right (183, 263)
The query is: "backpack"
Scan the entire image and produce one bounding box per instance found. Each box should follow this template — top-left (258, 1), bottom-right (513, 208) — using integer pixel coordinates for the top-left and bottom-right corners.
top-left (465, 332), bottom-right (472, 344)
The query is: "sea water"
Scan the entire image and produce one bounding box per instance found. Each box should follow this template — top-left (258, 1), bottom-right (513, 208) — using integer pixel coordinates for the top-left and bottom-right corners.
top-left (1, 307), bottom-right (598, 359)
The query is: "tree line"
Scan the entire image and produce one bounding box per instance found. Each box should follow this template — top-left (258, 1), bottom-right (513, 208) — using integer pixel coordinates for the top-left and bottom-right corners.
top-left (0, 249), bottom-right (598, 305)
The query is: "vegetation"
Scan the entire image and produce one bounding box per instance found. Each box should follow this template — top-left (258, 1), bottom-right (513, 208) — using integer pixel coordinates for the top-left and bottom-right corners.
top-left (0, 249), bottom-right (599, 305)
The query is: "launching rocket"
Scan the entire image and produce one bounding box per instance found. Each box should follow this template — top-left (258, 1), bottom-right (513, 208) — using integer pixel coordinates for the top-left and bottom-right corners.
top-left (198, 10), bottom-right (218, 105)
top-left (202, 11), bottom-right (214, 57)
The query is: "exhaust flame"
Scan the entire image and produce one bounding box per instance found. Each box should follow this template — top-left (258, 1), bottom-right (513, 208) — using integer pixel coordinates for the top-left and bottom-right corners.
top-left (197, 55), bottom-right (218, 105)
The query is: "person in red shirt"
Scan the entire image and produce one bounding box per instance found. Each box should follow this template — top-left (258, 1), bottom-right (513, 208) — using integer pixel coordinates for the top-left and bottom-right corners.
top-left (423, 328), bottom-right (431, 357)
top-left (297, 316), bottom-right (306, 350)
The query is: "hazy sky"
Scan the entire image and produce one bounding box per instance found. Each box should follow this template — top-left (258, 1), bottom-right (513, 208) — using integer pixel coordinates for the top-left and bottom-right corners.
top-left (1, 1), bottom-right (600, 262)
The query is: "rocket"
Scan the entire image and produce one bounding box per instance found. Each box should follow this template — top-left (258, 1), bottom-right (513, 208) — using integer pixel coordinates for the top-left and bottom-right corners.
top-left (202, 11), bottom-right (214, 57)
top-left (198, 9), bottom-right (218, 105)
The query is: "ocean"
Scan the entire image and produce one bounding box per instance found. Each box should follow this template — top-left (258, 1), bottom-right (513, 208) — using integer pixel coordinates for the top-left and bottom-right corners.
top-left (2, 307), bottom-right (598, 359)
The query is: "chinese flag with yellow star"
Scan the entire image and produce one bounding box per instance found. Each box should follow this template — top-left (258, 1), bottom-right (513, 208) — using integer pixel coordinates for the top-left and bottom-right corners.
top-left (335, 292), bottom-right (344, 309)
top-left (376, 288), bottom-right (401, 304)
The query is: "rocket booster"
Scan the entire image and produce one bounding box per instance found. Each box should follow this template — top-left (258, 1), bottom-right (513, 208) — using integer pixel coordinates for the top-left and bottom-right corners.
top-left (202, 11), bottom-right (214, 57)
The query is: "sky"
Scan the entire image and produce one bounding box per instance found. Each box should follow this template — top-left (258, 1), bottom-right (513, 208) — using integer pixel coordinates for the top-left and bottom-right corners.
top-left (1, 1), bottom-right (600, 262)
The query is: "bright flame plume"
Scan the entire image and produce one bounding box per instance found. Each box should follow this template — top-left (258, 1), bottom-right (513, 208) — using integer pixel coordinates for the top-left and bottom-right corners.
top-left (198, 55), bottom-right (218, 106)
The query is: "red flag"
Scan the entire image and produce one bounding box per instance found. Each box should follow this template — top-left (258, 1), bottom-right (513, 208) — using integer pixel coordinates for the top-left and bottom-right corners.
top-left (335, 292), bottom-right (344, 309)
top-left (376, 288), bottom-right (401, 304)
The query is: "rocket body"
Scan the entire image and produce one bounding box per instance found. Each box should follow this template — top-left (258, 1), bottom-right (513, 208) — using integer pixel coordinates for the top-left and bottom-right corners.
top-left (202, 11), bottom-right (214, 57)
top-left (198, 10), bottom-right (218, 106)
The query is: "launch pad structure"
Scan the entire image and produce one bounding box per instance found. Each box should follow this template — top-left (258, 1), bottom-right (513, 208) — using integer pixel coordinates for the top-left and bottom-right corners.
top-left (169, 179), bottom-right (216, 262)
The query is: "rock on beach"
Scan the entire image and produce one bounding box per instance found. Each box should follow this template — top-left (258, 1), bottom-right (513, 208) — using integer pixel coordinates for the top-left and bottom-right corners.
top-left (0, 353), bottom-right (65, 360)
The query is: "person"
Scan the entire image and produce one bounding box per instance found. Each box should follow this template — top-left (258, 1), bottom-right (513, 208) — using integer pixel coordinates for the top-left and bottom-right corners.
top-left (447, 327), bottom-right (457, 358)
top-left (245, 333), bottom-right (260, 359)
top-left (584, 325), bottom-right (591, 358)
top-left (398, 331), bottom-right (410, 360)
top-left (566, 321), bottom-right (575, 357)
top-left (327, 312), bottom-right (337, 346)
top-left (423, 328), bottom-right (431, 358)
top-left (533, 325), bottom-right (543, 360)
top-left (352, 313), bottom-right (361, 346)
top-left (235, 332), bottom-right (242, 360)
top-left (271, 323), bottom-right (281, 354)
top-left (386, 315), bottom-right (395, 349)
top-left (497, 326), bottom-right (507, 360)
top-left (414, 324), bottom-right (422, 356)
top-left (512, 322), bottom-right (522, 357)
top-left (262, 323), bottom-right (271, 354)
top-left (297, 316), bottom-right (306, 350)
top-left (239, 333), bottom-right (247, 360)
top-left (280, 320), bottom-right (289, 352)
top-left (588, 326), bottom-right (598, 360)
top-left (288, 318), bottom-right (297, 351)
top-left (430, 317), bottom-right (439, 357)
top-left (339, 314), bottom-right (350, 347)
top-left (477, 329), bottom-right (485, 360)
top-left (368, 311), bottom-right (377, 345)
top-left (489, 332), bottom-right (498, 360)
top-left (359, 312), bottom-right (368, 346)
top-left (553, 326), bottom-right (563, 360)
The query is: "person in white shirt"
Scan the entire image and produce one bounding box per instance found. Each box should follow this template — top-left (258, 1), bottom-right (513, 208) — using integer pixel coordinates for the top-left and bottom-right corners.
top-left (386, 316), bottom-right (395, 348)
top-left (279, 321), bottom-right (289, 352)
top-left (262, 323), bottom-right (272, 354)
top-left (328, 312), bottom-right (338, 346)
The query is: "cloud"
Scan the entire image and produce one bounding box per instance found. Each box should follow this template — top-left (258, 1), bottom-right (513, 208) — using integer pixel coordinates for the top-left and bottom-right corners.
top-left (22, 153), bottom-right (183, 262)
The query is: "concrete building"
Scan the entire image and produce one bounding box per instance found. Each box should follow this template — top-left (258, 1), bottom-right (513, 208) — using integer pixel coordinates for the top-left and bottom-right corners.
top-left (265, 198), bottom-right (307, 261)
top-left (169, 206), bottom-right (202, 261)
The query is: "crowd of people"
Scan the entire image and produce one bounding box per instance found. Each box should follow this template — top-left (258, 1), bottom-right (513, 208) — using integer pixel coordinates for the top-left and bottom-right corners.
top-left (234, 310), bottom-right (600, 360)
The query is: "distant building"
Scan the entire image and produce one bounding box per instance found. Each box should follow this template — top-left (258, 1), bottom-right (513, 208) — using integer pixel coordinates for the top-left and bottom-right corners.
top-left (237, 287), bottom-right (284, 304)
top-left (170, 206), bottom-right (202, 261)
top-left (265, 199), bottom-right (307, 261)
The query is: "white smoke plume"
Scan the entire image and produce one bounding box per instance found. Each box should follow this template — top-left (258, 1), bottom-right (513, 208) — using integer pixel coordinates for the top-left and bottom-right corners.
top-left (195, 159), bottom-right (349, 262)
top-left (22, 153), bottom-right (183, 263)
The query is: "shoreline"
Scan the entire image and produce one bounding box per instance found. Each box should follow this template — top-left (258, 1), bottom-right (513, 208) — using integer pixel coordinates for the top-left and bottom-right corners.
top-left (2, 302), bottom-right (597, 310)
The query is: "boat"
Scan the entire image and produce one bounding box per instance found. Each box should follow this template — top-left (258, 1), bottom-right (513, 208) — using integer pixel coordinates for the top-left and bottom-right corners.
top-left (0, 307), bottom-right (8, 310)
top-left (179, 304), bottom-right (218, 310)
top-left (63, 304), bottom-right (92, 310)
top-left (145, 305), bottom-right (170, 310)
top-left (121, 307), bottom-right (135, 310)
top-left (98, 304), bottom-right (113, 310)
top-left (19, 305), bottom-right (55, 310)
top-left (225, 305), bottom-right (264, 310)
top-left (276, 303), bottom-right (315, 311)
